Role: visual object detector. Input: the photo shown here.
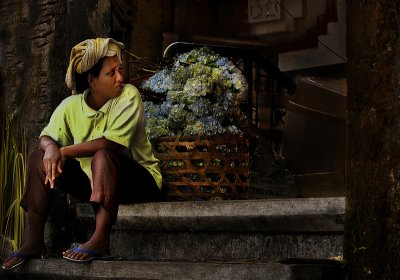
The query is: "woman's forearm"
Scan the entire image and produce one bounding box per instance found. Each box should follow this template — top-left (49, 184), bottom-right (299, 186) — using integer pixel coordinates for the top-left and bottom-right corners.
top-left (60, 137), bottom-right (120, 158)
top-left (39, 135), bottom-right (59, 151)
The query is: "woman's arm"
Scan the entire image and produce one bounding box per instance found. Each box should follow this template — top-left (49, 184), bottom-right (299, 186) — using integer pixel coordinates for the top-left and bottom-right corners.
top-left (39, 136), bottom-right (121, 188)
top-left (59, 137), bottom-right (121, 159)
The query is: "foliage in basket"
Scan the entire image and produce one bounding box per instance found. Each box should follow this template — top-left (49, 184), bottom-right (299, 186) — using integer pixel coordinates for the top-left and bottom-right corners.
top-left (141, 47), bottom-right (248, 140)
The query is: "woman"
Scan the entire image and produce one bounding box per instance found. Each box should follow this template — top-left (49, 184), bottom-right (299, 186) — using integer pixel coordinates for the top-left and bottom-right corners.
top-left (2, 38), bottom-right (162, 269)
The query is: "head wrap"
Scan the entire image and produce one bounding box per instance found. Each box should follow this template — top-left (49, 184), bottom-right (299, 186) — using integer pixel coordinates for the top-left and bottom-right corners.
top-left (65, 38), bottom-right (125, 94)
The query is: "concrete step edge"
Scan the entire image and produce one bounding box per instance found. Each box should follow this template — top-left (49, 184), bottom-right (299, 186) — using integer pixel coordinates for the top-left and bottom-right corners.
top-left (76, 197), bottom-right (345, 232)
top-left (1, 258), bottom-right (344, 280)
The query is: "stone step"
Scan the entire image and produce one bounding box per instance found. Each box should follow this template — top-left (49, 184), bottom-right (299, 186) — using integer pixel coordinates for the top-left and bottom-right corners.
top-left (1, 257), bottom-right (344, 280)
top-left (75, 197), bottom-right (344, 261)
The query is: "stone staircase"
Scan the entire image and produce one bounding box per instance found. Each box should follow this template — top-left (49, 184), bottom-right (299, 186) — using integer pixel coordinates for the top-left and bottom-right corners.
top-left (2, 197), bottom-right (345, 279)
top-left (278, 0), bottom-right (347, 71)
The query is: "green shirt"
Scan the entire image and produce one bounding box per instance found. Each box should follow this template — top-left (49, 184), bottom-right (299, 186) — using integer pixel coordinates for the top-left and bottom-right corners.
top-left (40, 84), bottom-right (162, 189)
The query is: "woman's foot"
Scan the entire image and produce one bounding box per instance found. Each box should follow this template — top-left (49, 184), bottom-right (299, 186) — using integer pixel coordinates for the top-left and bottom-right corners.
top-left (63, 205), bottom-right (112, 262)
top-left (2, 242), bottom-right (47, 270)
top-left (62, 238), bottom-right (111, 262)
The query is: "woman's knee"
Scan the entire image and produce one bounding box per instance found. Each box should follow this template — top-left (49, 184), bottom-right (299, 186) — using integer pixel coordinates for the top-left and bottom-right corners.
top-left (27, 150), bottom-right (45, 171)
top-left (29, 149), bottom-right (45, 161)
top-left (91, 149), bottom-right (120, 170)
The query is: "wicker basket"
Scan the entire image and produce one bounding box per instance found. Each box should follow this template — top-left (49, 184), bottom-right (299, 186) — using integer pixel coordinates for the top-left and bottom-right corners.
top-left (153, 135), bottom-right (250, 201)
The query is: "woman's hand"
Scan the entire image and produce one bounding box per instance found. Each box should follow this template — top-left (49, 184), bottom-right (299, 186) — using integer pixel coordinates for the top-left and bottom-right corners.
top-left (41, 139), bottom-right (64, 189)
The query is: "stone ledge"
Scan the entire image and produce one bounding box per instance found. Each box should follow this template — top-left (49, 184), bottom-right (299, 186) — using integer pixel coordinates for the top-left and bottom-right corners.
top-left (76, 197), bottom-right (345, 232)
top-left (0, 258), bottom-right (344, 280)
top-left (109, 231), bottom-right (343, 261)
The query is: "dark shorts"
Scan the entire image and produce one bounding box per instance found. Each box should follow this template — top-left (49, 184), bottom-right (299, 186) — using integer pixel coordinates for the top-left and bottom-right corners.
top-left (20, 149), bottom-right (163, 223)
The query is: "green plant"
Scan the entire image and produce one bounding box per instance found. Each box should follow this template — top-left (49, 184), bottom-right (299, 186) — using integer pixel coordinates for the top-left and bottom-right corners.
top-left (0, 113), bottom-right (26, 251)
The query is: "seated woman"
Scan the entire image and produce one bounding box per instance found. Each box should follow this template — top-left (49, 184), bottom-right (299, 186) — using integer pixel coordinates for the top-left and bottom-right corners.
top-left (2, 38), bottom-right (162, 269)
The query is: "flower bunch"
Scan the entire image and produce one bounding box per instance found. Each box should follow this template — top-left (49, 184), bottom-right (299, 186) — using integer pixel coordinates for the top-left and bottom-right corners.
top-left (141, 47), bottom-right (248, 140)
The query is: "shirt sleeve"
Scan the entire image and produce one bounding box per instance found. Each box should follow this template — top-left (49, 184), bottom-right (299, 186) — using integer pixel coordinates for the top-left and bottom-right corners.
top-left (103, 85), bottom-right (143, 148)
top-left (39, 99), bottom-right (73, 146)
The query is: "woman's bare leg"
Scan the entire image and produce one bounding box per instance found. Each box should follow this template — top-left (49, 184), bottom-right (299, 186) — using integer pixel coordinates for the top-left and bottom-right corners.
top-left (2, 150), bottom-right (50, 269)
top-left (2, 210), bottom-right (47, 268)
top-left (63, 149), bottom-right (119, 260)
top-left (62, 204), bottom-right (111, 260)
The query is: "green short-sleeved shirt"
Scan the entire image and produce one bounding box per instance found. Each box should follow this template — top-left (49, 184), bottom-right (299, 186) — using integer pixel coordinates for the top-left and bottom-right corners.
top-left (40, 84), bottom-right (162, 189)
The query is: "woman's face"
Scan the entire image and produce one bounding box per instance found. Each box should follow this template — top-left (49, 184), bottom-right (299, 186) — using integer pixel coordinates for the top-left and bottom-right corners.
top-left (89, 55), bottom-right (124, 100)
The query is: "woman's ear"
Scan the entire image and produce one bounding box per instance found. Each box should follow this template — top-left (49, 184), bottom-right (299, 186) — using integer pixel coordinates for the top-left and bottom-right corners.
top-left (87, 73), bottom-right (94, 87)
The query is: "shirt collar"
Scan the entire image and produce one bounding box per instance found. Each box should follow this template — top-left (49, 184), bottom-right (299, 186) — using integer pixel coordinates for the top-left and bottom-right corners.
top-left (81, 89), bottom-right (112, 117)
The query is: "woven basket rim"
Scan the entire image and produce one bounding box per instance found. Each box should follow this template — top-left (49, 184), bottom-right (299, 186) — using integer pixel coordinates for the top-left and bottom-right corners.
top-left (154, 133), bottom-right (249, 142)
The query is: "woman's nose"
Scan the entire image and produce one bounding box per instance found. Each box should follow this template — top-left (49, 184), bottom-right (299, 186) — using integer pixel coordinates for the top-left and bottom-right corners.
top-left (116, 70), bottom-right (124, 82)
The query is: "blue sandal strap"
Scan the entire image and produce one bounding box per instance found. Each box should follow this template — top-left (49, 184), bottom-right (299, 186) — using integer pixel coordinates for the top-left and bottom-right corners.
top-left (7, 252), bottom-right (28, 260)
top-left (71, 244), bottom-right (100, 256)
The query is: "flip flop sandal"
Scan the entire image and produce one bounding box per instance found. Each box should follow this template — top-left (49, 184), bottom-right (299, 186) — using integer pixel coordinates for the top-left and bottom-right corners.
top-left (63, 244), bottom-right (113, 263)
top-left (2, 251), bottom-right (47, 270)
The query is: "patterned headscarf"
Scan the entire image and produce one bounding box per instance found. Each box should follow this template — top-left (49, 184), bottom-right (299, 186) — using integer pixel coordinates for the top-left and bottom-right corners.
top-left (65, 38), bottom-right (125, 94)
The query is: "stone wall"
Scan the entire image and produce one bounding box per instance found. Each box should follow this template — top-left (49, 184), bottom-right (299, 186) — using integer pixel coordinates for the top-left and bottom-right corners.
top-left (0, 0), bottom-right (110, 151)
top-left (345, 1), bottom-right (400, 278)
top-left (0, 0), bottom-right (68, 150)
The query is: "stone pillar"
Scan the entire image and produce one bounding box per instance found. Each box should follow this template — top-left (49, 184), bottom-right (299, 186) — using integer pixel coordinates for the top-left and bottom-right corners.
top-left (345, 1), bottom-right (400, 278)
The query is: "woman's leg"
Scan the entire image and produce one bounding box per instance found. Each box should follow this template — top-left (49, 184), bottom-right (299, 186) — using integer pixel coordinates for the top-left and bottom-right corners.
top-left (62, 149), bottom-right (162, 261)
top-left (63, 149), bottom-right (119, 260)
top-left (2, 150), bottom-right (50, 269)
top-left (62, 204), bottom-right (112, 261)
top-left (2, 150), bottom-right (92, 268)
